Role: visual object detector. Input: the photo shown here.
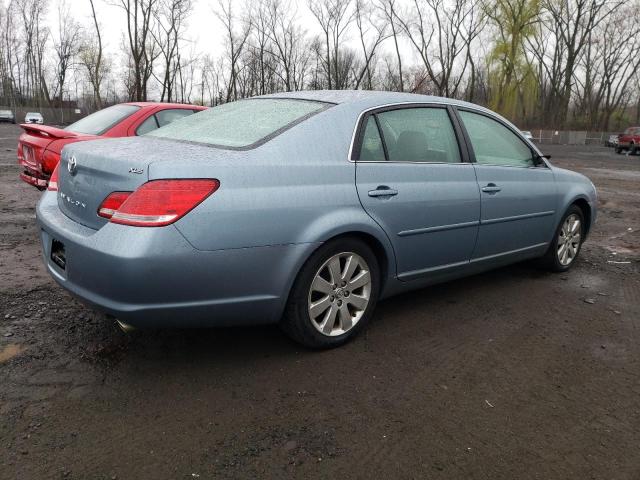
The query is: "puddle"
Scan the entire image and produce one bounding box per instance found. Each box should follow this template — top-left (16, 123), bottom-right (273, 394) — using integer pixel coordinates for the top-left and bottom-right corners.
top-left (0, 343), bottom-right (25, 363)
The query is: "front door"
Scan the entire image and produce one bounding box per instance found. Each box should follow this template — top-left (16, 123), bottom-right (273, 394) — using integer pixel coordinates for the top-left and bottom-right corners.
top-left (354, 106), bottom-right (480, 281)
top-left (456, 109), bottom-right (557, 261)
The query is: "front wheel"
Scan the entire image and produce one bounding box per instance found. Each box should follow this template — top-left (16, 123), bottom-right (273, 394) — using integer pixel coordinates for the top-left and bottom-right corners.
top-left (281, 238), bottom-right (380, 349)
top-left (541, 205), bottom-right (585, 272)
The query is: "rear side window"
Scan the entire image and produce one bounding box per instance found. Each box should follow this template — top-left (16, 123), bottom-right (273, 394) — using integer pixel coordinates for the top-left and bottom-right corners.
top-left (359, 117), bottom-right (386, 161)
top-left (136, 115), bottom-right (159, 135)
top-left (156, 108), bottom-right (195, 127)
top-left (136, 109), bottom-right (197, 135)
top-left (459, 110), bottom-right (533, 167)
top-left (66, 104), bottom-right (141, 135)
top-left (147, 99), bottom-right (329, 148)
top-left (356, 107), bottom-right (461, 163)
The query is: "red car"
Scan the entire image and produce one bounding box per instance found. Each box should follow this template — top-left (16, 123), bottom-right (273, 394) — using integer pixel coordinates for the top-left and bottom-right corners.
top-left (616, 126), bottom-right (640, 155)
top-left (18, 102), bottom-right (207, 189)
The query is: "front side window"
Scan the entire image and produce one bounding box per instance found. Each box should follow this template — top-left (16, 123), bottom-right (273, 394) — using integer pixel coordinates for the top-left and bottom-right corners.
top-left (459, 111), bottom-right (534, 167)
top-left (374, 107), bottom-right (461, 163)
top-left (147, 99), bottom-right (328, 148)
top-left (66, 104), bottom-right (141, 135)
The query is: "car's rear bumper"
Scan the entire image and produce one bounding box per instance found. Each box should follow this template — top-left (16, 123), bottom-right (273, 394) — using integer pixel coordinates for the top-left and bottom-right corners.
top-left (19, 164), bottom-right (49, 188)
top-left (36, 191), bottom-right (318, 328)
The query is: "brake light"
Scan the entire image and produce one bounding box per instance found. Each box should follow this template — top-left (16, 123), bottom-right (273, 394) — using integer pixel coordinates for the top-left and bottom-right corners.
top-left (109, 179), bottom-right (219, 227)
top-left (48, 164), bottom-right (60, 191)
top-left (42, 150), bottom-right (61, 173)
top-left (97, 192), bottom-right (132, 219)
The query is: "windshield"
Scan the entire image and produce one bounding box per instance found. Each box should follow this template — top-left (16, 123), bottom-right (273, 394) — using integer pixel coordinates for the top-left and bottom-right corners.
top-left (66, 104), bottom-right (140, 135)
top-left (146, 98), bottom-right (329, 148)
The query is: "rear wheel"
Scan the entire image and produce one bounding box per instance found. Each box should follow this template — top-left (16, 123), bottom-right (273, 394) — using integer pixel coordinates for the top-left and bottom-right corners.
top-left (541, 205), bottom-right (584, 272)
top-left (281, 238), bottom-right (380, 349)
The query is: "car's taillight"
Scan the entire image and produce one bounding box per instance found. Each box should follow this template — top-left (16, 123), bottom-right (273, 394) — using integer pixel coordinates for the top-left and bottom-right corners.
top-left (48, 164), bottom-right (60, 191)
top-left (108, 179), bottom-right (219, 227)
top-left (42, 150), bottom-right (60, 173)
top-left (97, 192), bottom-right (132, 219)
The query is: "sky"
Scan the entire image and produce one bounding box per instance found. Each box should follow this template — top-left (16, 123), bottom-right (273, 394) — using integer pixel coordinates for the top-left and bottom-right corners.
top-left (47, 0), bottom-right (350, 67)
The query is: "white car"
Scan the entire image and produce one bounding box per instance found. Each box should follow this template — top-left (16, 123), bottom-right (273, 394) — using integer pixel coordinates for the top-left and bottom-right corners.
top-left (24, 112), bottom-right (44, 124)
top-left (521, 130), bottom-right (534, 141)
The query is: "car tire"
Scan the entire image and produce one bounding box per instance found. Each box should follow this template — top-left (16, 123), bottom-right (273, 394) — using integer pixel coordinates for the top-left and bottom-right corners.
top-left (281, 237), bottom-right (380, 349)
top-left (541, 205), bottom-right (585, 272)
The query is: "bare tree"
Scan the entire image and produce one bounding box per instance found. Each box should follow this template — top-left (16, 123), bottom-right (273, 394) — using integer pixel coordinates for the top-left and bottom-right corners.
top-left (376, 0), bottom-right (404, 91)
top-left (152, 0), bottom-right (192, 102)
top-left (353, 0), bottom-right (387, 89)
top-left (536, 0), bottom-right (621, 126)
top-left (116, 0), bottom-right (159, 101)
top-left (214, 0), bottom-right (251, 102)
top-left (52, 0), bottom-right (81, 112)
top-left (79, 0), bottom-right (106, 109)
top-left (262, 0), bottom-right (309, 91)
top-left (574, 4), bottom-right (640, 129)
top-left (308, 0), bottom-right (355, 89)
top-left (396, 0), bottom-right (481, 97)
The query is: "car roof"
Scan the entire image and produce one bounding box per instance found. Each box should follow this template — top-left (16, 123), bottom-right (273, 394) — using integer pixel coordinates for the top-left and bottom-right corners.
top-left (261, 90), bottom-right (493, 113)
top-left (122, 102), bottom-right (206, 109)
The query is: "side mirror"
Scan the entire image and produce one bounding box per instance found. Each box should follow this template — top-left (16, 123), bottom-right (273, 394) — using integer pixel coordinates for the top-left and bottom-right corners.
top-left (533, 154), bottom-right (550, 166)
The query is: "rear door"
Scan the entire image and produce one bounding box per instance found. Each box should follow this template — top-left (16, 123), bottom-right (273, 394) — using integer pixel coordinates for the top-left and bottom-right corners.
top-left (455, 108), bottom-right (557, 260)
top-left (354, 105), bottom-right (480, 281)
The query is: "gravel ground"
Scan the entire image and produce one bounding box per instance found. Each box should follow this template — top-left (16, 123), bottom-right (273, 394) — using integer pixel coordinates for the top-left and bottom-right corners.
top-left (1, 122), bottom-right (639, 479)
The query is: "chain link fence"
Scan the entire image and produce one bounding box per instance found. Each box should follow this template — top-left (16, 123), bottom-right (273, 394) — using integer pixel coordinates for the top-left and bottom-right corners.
top-left (530, 130), bottom-right (620, 145)
top-left (0, 106), bottom-right (84, 126)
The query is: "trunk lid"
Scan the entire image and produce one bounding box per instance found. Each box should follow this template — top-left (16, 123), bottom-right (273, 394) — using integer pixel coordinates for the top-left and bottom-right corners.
top-left (57, 137), bottom-right (157, 230)
top-left (18, 125), bottom-right (89, 172)
top-left (57, 136), bottom-right (243, 230)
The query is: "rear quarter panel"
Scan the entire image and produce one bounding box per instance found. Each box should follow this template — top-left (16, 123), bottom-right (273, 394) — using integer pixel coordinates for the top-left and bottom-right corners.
top-left (147, 104), bottom-right (397, 286)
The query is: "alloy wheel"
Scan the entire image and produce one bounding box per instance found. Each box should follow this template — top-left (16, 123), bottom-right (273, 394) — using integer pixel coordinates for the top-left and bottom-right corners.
top-left (307, 252), bottom-right (372, 336)
top-left (557, 214), bottom-right (582, 266)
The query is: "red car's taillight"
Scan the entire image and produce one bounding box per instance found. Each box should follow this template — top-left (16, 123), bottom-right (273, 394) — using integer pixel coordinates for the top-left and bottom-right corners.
top-left (97, 192), bottom-right (132, 219)
top-left (48, 164), bottom-right (60, 191)
top-left (42, 149), bottom-right (60, 173)
top-left (105, 179), bottom-right (219, 227)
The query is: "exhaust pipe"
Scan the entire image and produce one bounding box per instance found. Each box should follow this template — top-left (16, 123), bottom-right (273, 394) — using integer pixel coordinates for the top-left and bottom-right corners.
top-left (116, 319), bottom-right (136, 333)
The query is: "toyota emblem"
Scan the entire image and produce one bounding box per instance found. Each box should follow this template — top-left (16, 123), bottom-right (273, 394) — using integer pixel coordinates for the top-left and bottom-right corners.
top-left (67, 156), bottom-right (77, 175)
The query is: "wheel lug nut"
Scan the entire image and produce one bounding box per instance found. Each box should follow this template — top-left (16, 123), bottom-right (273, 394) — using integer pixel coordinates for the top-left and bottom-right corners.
top-left (341, 281), bottom-right (346, 287)
top-left (337, 300), bottom-right (342, 306)
top-left (330, 295), bottom-right (335, 301)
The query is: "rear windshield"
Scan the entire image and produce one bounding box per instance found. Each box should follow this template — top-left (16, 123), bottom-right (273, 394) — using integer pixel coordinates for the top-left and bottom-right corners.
top-left (146, 98), bottom-right (329, 148)
top-left (66, 104), bottom-right (141, 135)
top-left (624, 127), bottom-right (639, 135)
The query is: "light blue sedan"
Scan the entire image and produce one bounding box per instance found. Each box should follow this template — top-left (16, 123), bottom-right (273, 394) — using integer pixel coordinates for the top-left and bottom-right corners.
top-left (37, 91), bottom-right (597, 348)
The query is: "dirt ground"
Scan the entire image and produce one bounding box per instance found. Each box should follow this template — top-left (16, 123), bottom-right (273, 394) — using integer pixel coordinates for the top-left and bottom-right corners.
top-left (1, 122), bottom-right (639, 479)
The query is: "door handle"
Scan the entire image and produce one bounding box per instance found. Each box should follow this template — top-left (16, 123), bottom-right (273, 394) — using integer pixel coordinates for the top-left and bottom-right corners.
top-left (368, 186), bottom-right (398, 198)
top-left (481, 183), bottom-right (501, 194)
